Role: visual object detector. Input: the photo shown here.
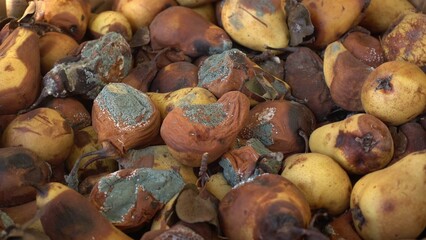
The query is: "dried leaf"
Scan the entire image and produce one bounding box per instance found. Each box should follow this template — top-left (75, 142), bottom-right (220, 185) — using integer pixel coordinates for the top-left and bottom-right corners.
top-left (175, 185), bottom-right (217, 224)
top-left (285, 0), bottom-right (315, 46)
top-left (244, 73), bottom-right (278, 101)
top-left (129, 26), bottom-right (150, 48)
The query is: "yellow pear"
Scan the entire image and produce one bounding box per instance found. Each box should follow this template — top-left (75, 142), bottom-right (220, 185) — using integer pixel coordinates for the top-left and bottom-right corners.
top-left (147, 87), bottom-right (217, 120)
top-left (350, 150), bottom-right (426, 239)
top-left (361, 60), bottom-right (426, 126)
top-left (309, 113), bottom-right (394, 175)
top-left (221, 0), bottom-right (289, 52)
top-left (360, 0), bottom-right (416, 33)
top-left (301, 0), bottom-right (369, 49)
top-left (282, 153), bottom-right (352, 216)
top-left (0, 27), bottom-right (40, 115)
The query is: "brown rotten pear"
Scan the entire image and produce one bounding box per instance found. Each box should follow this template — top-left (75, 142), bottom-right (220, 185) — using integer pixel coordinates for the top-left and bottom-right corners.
top-left (66, 83), bottom-right (161, 190)
top-left (89, 168), bottom-right (185, 231)
top-left (149, 61), bottom-right (199, 93)
top-left (239, 100), bottom-right (316, 155)
top-left (341, 30), bottom-right (385, 68)
top-left (35, 182), bottom-right (132, 240)
top-left (0, 27), bottom-right (40, 115)
top-left (34, 0), bottom-right (91, 41)
top-left (219, 174), bottom-right (325, 240)
top-left (323, 40), bottom-right (373, 112)
top-left (309, 113), bottom-right (394, 175)
top-left (198, 48), bottom-right (293, 104)
top-left (284, 47), bottom-right (334, 121)
top-left (150, 6), bottom-right (232, 58)
top-left (160, 91), bottom-right (250, 167)
top-left (0, 147), bottom-right (51, 208)
top-left (361, 60), bottom-right (426, 126)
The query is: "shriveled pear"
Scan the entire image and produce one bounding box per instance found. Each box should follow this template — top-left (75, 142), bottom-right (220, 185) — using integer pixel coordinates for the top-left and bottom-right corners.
top-left (350, 150), bottom-right (426, 239)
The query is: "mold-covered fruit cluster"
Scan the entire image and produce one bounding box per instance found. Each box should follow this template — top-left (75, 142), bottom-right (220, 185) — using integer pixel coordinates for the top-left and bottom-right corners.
top-left (0, 0), bottom-right (425, 239)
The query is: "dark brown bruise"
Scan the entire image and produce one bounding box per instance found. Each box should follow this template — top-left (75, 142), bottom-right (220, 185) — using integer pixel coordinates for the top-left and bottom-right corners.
top-left (342, 31), bottom-right (385, 68)
top-left (149, 6), bottom-right (232, 58)
top-left (330, 51), bottom-right (372, 112)
top-left (334, 115), bottom-right (394, 174)
top-left (0, 147), bottom-right (50, 208)
top-left (285, 47), bottom-right (334, 122)
top-left (39, 187), bottom-right (116, 240)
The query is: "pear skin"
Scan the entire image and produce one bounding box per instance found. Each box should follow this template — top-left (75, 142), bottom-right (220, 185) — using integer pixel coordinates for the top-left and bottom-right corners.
top-left (350, 150), bottom-right (426, 239)
top-left (360, 0), bottom-right (415, 33)
top-left (0, 27), bottom-right (40, 115)
top-left (221, 0), bottom-right (289, 52)
top-left (282, 153), bottom-right (352, 216)
top-left (309, 113), bottom-right (394, 175)
top-left (147, 87), bottom-right (217, 120)
top-left (361, 60), bottom-right (426, 126)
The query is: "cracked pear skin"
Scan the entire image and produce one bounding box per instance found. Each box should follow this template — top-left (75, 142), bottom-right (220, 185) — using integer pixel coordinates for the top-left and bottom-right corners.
top-left (350, 150), bottom-right (426, 240)
top-left (361, 60), bottom-right (426, 126)
top-left (308, 113), bottom-right (394, 175)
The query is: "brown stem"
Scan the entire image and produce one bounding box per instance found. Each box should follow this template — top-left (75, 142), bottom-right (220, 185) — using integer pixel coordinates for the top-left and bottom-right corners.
top-left (196, 152), bottom-right (210, 189)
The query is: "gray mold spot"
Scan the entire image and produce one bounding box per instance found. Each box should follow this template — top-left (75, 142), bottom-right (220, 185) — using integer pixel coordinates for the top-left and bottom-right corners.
top-left (95, 83), bottom-right (154, 127)
top-left (97, 168), bottom-right (185, 223)
top-left (183, 103), bottom-right (227, 127)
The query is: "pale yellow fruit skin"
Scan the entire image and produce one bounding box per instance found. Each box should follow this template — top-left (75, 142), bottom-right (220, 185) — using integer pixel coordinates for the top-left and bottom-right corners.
top-left (116, 0), bottom-right (176, 31)
top-left (323, 41), bottom-right (348, 87)
top-left (1, 108), bottom-right (74, 166)
top-left (191, 3), bottom-right (216, 24)
top-left (361, 60), bottom-right (426, 126)
top-left (281, 153), bottom-right (352, 216)
top-left (39, 32), bottom-right (79, 74)
top-left (150, 193), bottom-right (178, 231)
top-left (350, 150), bottom-right (426, 240)
top-left (205, 172), bottom-right (232, 200)
top-left (89, 10), bottom-right (132, 41)
top-left (381, 12), bottom-right (426, 67)
top-left (360, 0), bottom-right (415, 33)
top-left (301, 0), bottom-right (367, 49)
top-left (221, 0), bottom-right (289, 52)
top-left (147, 87), bottom-right (217, 120)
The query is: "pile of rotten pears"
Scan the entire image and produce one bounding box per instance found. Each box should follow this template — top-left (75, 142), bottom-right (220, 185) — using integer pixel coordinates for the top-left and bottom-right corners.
top-left (0, 0), bottom-right (425, 239)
